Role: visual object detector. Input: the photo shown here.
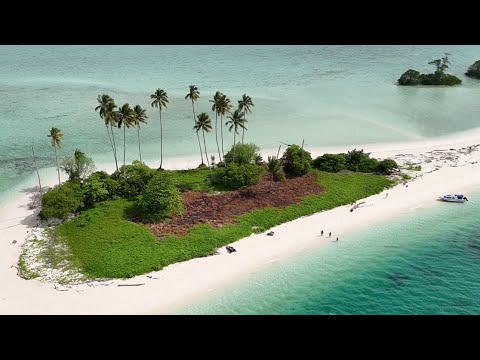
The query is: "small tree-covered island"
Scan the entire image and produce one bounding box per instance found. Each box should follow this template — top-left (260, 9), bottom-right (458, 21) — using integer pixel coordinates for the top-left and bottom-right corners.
top-left (465, 60), bottom-right (480, 79)
top-left (397, 53), bottom-right (462, 86)
top-left (21, 86), bottom-right (407, 281)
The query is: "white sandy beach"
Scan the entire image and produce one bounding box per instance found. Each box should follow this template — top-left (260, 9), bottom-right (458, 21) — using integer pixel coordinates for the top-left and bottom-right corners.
top-left (1, 130), bottom-right (480, 314)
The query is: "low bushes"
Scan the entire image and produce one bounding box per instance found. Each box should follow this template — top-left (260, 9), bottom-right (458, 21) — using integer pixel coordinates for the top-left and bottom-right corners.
top-left (137, 172), bottom-right (184, 221)
top-left (224, 143), bottom-right (260, 165)
top-left (282, 145), bottom-right (312, 176)
top-left (313, 150), bottom-right (398, 174)
top-left (40, 181), bottom-right (84, 220)
top-left (213, 163), bottom-right (264, 190)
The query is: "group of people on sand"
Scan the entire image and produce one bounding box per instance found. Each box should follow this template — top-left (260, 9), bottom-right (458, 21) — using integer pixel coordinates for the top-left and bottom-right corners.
top-left (320, 230), bottom-right (338, 242)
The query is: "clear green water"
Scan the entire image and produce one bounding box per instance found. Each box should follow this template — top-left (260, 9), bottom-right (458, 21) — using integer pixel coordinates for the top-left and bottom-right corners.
top-left (1, 45), bottom-right (480, 203)
top-left (179, 189), bottom-right (480, 314)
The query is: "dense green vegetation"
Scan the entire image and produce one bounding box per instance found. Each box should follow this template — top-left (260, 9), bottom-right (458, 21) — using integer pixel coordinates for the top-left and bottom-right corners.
top-left (138, 172), bottom-right (184, 221)
top-left (40, 182), bottom-right (84, 220)
top-left (61, 149), bottom-right (95, 181)
top-left (313, 150), bottom-right (398, 175)
top-left (398, 53), bottom-right (462, 86)
top-left (223, 143), bottom-right (260, 165)
top-left (313, 153), bottom-right (346, 172)
top-left (212, 163), bottom-right (264, 190)
top-left (56, 171), bottom-right (394, 279)
top-left (282, 145), bottom-right (312, 176)
top-left (465, 60), bottom-right (480, 79)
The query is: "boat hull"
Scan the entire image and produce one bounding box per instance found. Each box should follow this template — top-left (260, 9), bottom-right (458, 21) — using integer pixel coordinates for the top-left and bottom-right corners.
top-left (438, 195), bottom-right (467, 203)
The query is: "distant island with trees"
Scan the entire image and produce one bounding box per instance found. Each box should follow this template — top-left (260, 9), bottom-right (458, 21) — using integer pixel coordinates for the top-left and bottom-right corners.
top-left (465, 60), bottom-right (480, 79)
top-left (397, 53), bottom-right (462, 86)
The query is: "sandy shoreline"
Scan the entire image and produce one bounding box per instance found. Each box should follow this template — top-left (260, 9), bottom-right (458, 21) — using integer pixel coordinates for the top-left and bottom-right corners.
top-left (1, 131), bottom-right (480, 314)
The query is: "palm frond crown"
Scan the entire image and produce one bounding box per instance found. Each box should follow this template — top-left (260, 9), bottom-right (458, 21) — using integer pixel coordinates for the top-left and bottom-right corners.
top-left (48, 127), bottom-right (63, 148)
top-left (150, 88), bottom-right (169, 109)
top-left (238, 94), bottom-right (254, 114)
top-left (185, 85), bottom-right (200, 102)
top-left (194, 113), bottom-right (212, 133)
top-left (132, 105), bottom-right (148, 127)
top-left (225, 109), bottom-right (246, 134)
top-left (116, 103), bottom-right (134, 128)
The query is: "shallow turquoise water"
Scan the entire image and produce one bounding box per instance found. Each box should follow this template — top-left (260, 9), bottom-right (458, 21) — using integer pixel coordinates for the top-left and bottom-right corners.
top-left (1, 45), bottom-right (480, 203)
top-left (178, 189), bottom-right (480, 315)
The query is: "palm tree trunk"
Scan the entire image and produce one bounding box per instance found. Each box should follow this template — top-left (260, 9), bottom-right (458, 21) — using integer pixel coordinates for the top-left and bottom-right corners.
top-left (105, 124), bottom-right (116, 168)
top-left (31, 146), bottom-right (42, 194)
top-left (123, 124), bottom-right (126, 167)
top-left (233, 130), bottom-right (236, 163)
top-left (123, 124), bottom-right (127, 177)
top-left (159, 108), bottom-right (163, 169)
top-left (54, 144), bottom-right (60, 185)
top-left (110, 124), bottom-right (119, 172)
top-left (270, 173), bottom-right (274, 193)
top-left (192, 100), bottom-right (204, 165)
top-left (220, 114), bottom-right (225, 160)
top-left (137, 126), bottom-right (142, 163)
top-left (214, 113), bottom-right (222, 163)
top-left (202, 130), bottom-right (213, 179)
top-left (242, 115), bottom-right (246, 144)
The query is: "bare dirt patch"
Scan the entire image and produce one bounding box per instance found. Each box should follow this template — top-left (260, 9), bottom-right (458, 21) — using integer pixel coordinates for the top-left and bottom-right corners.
top-left (148, 173), bottom-right (325, 237)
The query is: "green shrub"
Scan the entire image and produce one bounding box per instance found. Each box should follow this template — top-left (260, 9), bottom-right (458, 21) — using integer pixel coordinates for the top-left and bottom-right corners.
top-left (61, 149), bottom-right (95, 181)
top-left (420, 71), bottom-right (461, 85)
top-left (224, 143), bottom-right (260, 165)
top-left (138, 172), bottom-right (184, 221)
top-left (82, 171), bottom-right (119, 206)
top-left (266, 156), bottom-right (285, 182)
top-left (376, 159), bottom-right (398, 174)
top-left (398, 69), bottom-right (421, 85)
top-left (312, 153), bottom-right (346, 172)
top-left (40, 182), bottom-right (84, 220)
top-left (345, 149), bottom-right (367, 172)
top-left (213, 163), bottom-right (264, 190)
top-left (358, 157), bottom-right (379, 173)
top-left (282, 145), bottom-right (312, 176)
top-left (111, 161), bottom-right (156, 198)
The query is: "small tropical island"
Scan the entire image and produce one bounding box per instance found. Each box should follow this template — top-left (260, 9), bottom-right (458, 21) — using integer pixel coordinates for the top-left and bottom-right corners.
top-left (465, 60), bottom-right (480, 79)
top-left (397, 53), bottom-right (462, 86)
top-left (17, 86), bottom-right (401, 282)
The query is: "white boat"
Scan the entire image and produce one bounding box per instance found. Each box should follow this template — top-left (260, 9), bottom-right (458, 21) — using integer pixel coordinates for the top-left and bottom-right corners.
top-left (438, 194), bottom-right (469, 203)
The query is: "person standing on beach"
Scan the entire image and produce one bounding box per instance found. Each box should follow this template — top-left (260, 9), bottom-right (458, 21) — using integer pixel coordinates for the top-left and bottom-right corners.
top-left (385, 192), bottom-right (389, 198)
top-left (321, 230), bottom-right (324, 236)
top-left (336, 237), bottom-right (339, 242)
top-left (329, 232), bottom-right (332, 237)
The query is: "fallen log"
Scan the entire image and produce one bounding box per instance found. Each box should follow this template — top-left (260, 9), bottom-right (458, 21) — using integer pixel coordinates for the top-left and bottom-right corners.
top-left (118, 283), bottom-right (145, 287)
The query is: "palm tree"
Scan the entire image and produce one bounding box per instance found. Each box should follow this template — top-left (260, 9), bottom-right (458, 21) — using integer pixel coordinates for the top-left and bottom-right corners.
top-left (105, 101), bottom-right (119, 171)
top-left (267, 156), bottom-right (280, 193)
top-left (209, 91), bottom-right (223, 163)
top-left (225, 109), bottom-right (246, 163)
top-left (150, 88), bottom-right (169, 170)
top-left (116, 103), bottom-right (134, 170)
top-left (95, 94), bottom-right (118, 171)
top-left (185, 85), bottom-right (204, 165)
top-left (132, 105), bottom-right (148, 163)
top-left (194, 112), bottom-right (213, 177)
top-left (218, 94), bottom-right (232, 160)
top-left (48, 127), bottom-right (63, 185)
top-left (238, 94), bottom-right (254, 144)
